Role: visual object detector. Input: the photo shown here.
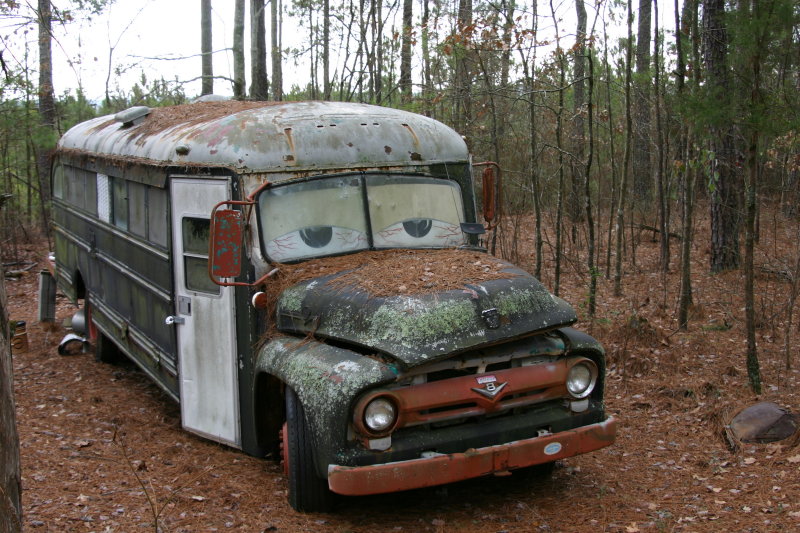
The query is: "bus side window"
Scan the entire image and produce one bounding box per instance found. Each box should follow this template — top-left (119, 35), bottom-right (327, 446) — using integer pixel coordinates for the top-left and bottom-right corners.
top-left (85, 170), bottom-right (97, 216)
top-left (111, 176), bottom-right (128, 231)
top-left (97, 174), bottom-right (111, 223)
top-left (53, 164), bottom-right (64, 199)
top-left (129, 182), bottom-right (147, 238)
top-left (148, 187), bottom-right (169, 249)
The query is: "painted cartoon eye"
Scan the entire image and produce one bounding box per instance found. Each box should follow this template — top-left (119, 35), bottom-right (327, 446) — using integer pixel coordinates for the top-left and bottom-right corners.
top-left (373, 218), bottom-right (463, 248)
top-left (266, 226), bottom-right (368, 260)
top-left (299, 226), bottom-right (333, 248)
top-left (402, 219), bottom-right (432, 238)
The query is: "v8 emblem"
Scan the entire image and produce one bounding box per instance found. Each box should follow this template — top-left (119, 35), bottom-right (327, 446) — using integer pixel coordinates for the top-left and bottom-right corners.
top-left (471, 375), bottom-right (507, 400)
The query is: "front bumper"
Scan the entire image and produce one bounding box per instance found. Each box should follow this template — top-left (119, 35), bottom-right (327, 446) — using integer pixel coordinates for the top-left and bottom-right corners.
top-left (327, 416), bottom-right (617, 496)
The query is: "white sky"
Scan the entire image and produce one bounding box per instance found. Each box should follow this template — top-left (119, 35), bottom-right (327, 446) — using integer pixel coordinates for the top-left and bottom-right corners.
top-left (51, 0), bottom-right (248, 101)
top-left (3, 0), bottom-right (676, 104)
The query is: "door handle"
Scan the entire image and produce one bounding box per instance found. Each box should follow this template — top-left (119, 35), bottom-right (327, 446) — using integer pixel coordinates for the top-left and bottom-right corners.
top-left (165, 315), bottom-right (185, 325)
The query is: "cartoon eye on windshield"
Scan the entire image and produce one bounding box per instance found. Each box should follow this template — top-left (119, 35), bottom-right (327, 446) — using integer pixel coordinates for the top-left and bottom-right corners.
top-left (374, 218), bottom-right (463, 247)
top-left (402, 219), bottom-right (433, 238)
top-left (266, 226), bottom-right (367, 261)
top-left (300, 226), bottom-right (333, 248)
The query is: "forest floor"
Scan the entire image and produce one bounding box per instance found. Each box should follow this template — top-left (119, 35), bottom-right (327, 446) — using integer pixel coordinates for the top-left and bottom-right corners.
top-left (5, 205), bottom-right (800, 532)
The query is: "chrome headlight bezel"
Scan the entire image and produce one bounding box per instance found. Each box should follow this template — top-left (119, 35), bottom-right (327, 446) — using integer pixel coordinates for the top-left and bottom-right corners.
top-left (363, 397), bottom-right (398, 434)
top-left (566, 359), bottom-right (599, 399)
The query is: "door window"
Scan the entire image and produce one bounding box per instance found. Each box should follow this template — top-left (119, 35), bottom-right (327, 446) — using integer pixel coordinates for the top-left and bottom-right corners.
top-left (181, 217), bottom-right (219, 295)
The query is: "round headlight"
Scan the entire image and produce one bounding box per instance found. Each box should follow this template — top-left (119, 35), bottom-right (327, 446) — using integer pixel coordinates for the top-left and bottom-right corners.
top-left (364, 397), bottom-right (397, 433)
top-left (566, 360), bottom-right (598, 399)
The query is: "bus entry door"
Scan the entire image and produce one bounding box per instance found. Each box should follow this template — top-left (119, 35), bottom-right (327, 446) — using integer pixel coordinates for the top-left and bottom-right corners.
top-left (169, 177), bottom-right (240, 448)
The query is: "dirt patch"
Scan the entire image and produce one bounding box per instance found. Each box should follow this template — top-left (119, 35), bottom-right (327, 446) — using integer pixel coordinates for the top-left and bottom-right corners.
top-left (269, 248), bottom-right (518, 298)
top-left (131, 101), bottom-right (283, 139)
top-left (89, 101), bottom-right (283, 138)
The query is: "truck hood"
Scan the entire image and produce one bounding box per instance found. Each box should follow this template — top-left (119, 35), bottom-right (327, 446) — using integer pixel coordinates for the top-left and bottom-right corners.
top-left (274, 254), bottom-right (576, 369)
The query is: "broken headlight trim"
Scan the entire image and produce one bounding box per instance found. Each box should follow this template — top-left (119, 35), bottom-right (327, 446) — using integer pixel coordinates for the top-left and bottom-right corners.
top-left (566, 359), bottom-right (598, 399)
top-left (364, 397), bottom-right (397, 433)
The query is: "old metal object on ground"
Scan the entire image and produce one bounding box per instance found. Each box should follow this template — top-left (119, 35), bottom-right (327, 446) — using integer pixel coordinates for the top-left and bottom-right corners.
top-left (729, 401), bottom-right (799, 443)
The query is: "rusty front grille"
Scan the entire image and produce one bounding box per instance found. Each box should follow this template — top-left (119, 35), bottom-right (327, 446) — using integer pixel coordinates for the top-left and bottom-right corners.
top-left (382, 358), bottom-right (571, 430)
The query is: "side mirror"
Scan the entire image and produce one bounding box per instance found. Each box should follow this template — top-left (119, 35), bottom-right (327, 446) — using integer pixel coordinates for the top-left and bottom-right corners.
top-left (474, 162), bottom-right (502, 230)
top-left (207, 180), bottom-right (273, 287)
top-left (482, 166), bottom-right (496, 224)
top-left (209, 209), bottom-right (245, 280)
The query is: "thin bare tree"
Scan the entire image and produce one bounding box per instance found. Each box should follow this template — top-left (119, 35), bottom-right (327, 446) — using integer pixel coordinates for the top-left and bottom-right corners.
top-left (250, 0), bottom-right (270, 99)
top-left (271, 0), bottom-right (283, 100)
top-left (201, 0), bottom-right (213, 95)
top-left (233, 0), bottom-right (246, 98)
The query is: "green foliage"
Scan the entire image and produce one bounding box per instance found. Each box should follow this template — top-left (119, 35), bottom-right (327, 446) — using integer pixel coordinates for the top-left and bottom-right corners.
top-left (57, 88), bottom-right (98, 130)
top-left (99, 72), bottom-right (187, 114)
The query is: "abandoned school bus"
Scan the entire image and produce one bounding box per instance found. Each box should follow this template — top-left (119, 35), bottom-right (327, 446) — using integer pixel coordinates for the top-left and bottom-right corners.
top-left (51, 100), bottom-right (617, 511)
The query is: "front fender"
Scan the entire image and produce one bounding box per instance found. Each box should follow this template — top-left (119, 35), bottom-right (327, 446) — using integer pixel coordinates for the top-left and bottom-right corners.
top-left (254, 337), bottom-right (398, 475)
top-left (557, 326), bottom-right (605, 357)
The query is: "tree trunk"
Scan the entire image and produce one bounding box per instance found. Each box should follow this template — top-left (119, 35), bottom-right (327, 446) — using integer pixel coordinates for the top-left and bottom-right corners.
top-left (323, 0), bottom-right (330, 100)
top-left (522, 3), bottom-right (542, 279)
top-left (250, 0), bottom-right (269, 100)
top-left (550, 0), bottom-right (565, 296)
top-left (654, 0), bottom-right (669, 271)
top-left (632, 0), bottom-right (652, 205)
top-left (499, 0), bottom-right (514, 89)
top-left (584, 52), bottom-right (597, 319)
top-left (233, 0), bottom-right (246, 99)
top-left (271, 0), bottom-right (283, 100)
top-left (454, 0), bottom-right (473, 136)
top-left (374, 0), bottom-right (384, 103)
top-left (603, 12), bottom-right (619, 280)
top-left (677, 0), bottom-right (694, 329)
top-left (421, 0), bottom-right (431, 115)
top-left (400, 0), bottom-right (413, 102)
top-left (743, 0), bottom-right (767, 393)
top-left (569, 0), bottom-right (587, 242)
top-left (36, 0), bottom-right (55, 237)
top-left (201, 0), bottom-right (213, 95)
top-left (614, 0), bottom-right (635, 297)
top-left (0, 260), bottom-right (22, 533)
top-left (703, 0), bottom-right (740, 272)
top-left (744, 131), bottom-right (762, 393)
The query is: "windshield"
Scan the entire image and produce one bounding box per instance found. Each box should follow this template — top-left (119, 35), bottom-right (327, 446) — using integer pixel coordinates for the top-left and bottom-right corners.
top-left (258, 174), bottom-right (465, 262)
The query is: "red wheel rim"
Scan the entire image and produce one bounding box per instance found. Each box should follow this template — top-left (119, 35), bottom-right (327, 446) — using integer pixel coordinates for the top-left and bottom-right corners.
top-left (87, 301), bottom-right (98, 342)
top-left (280, 422), bottom-right (289, 477)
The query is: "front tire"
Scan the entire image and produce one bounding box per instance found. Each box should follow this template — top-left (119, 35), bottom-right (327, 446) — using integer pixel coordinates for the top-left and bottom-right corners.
top-left (284, 387), bottom-right (335, 512)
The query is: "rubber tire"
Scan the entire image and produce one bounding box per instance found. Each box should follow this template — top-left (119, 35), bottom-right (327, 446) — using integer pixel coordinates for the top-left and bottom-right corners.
top-left (285, 387), bottom-right (335, 512)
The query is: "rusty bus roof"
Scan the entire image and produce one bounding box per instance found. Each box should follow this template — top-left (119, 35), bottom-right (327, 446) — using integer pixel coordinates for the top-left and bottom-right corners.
top-left (57, 101), bottom-right (469, 175)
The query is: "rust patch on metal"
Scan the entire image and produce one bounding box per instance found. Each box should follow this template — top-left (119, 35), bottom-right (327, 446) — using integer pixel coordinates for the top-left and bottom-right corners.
top-left (401, 123), bottom-right (420, 149)
top-left (283, 127), bottom-right (296, 165)
top-left (210, 209), bottom-right (245, 278)
top-left (353, 361), bottom-right (569, 433)
top-left (327, 417), bottom-right (618, 496)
